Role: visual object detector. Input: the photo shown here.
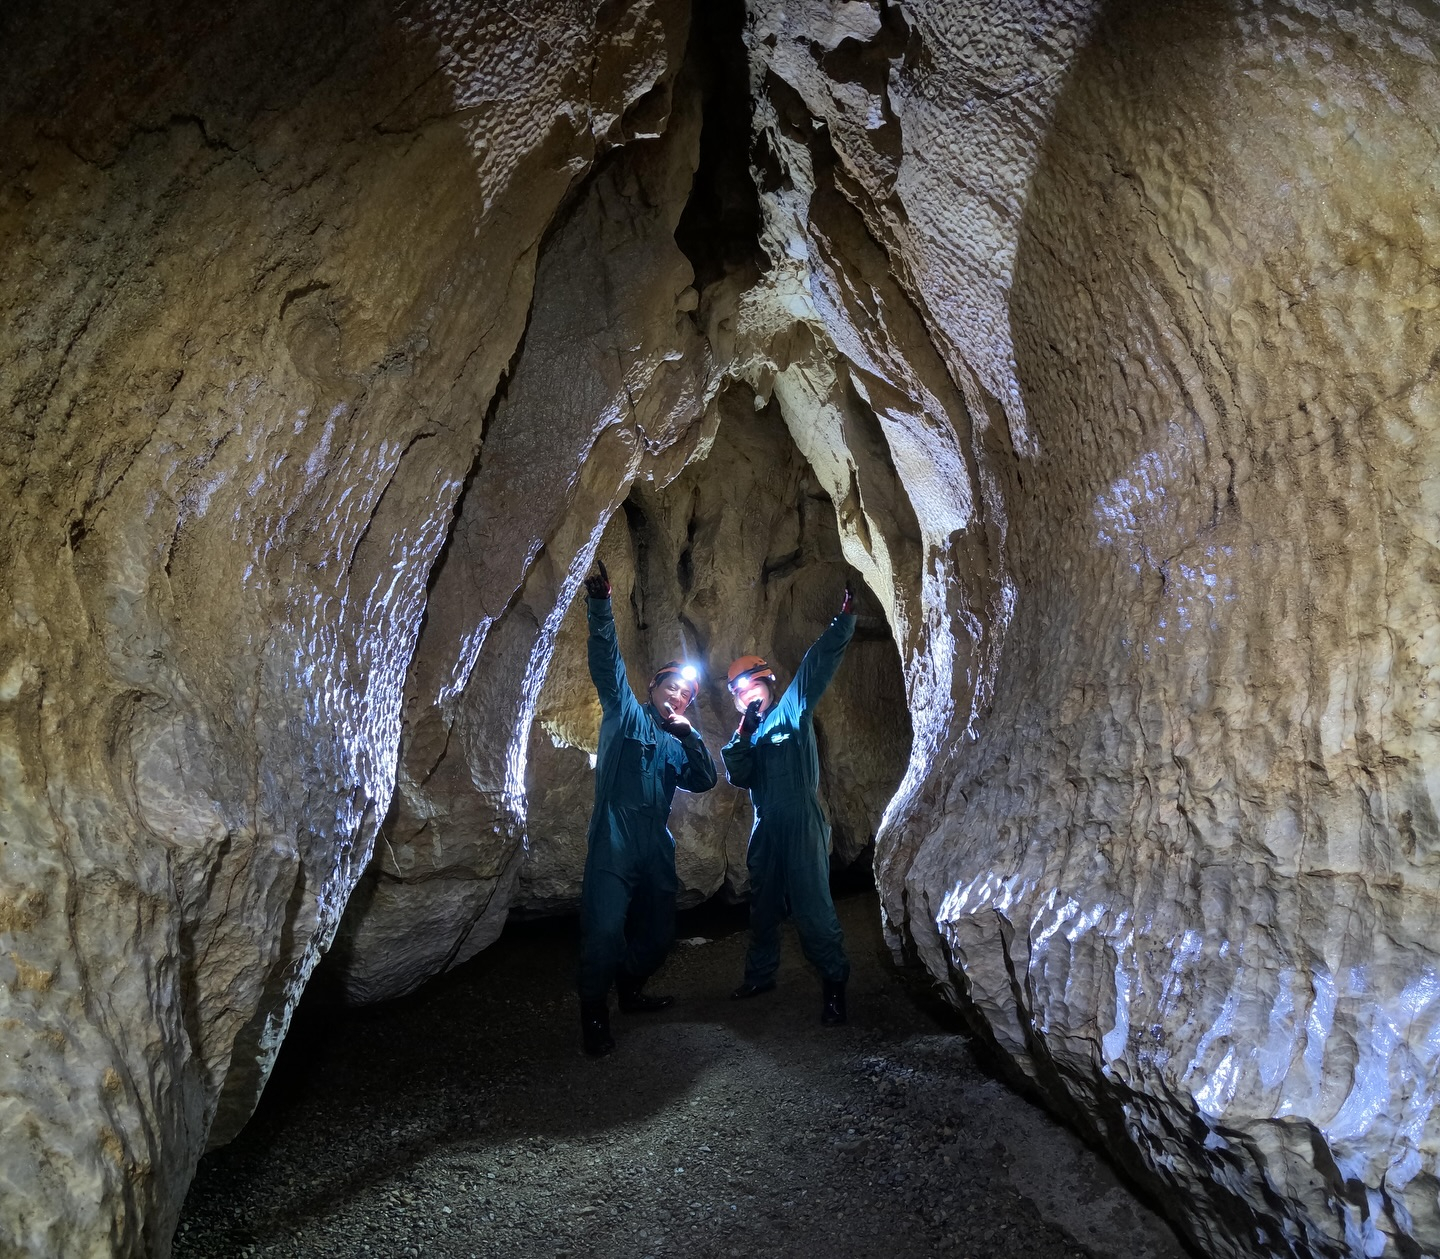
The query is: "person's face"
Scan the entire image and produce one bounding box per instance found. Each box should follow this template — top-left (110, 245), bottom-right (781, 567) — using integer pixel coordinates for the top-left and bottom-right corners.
top-left (650, 675), bottom-right (692, 716)
top-left (731, 676), bottom-right (773, 714)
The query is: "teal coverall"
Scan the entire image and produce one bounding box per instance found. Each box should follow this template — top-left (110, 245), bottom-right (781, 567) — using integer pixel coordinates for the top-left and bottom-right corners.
top-left (578, 596), bottom-right (717, 1002)
top-left (722, 612), bottom-right (856, 988)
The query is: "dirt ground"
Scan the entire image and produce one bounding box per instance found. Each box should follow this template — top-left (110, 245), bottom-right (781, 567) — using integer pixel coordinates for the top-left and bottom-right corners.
top-left (173, 890), bottom-right (1187, 1259)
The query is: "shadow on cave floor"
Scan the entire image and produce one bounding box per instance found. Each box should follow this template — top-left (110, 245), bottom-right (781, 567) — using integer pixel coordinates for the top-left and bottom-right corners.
top-left (174, 890), bottom-right (1183, 1259)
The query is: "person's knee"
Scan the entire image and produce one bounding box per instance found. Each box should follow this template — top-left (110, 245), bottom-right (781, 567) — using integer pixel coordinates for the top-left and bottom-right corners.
top-left (582, 902), bottom-right (629, 953)
top-left (794, 912), bottom-right (844, 950)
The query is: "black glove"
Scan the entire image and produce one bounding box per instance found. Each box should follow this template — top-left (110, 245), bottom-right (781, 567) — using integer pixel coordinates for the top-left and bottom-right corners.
top-left (739, 699), bottom-right (762, 738)
top-left (840, 580), bottom-right (855, 616)
top-left (584, 557), bottom-right (611, 600)
top-left (658, 703), bottom-right (694, 740)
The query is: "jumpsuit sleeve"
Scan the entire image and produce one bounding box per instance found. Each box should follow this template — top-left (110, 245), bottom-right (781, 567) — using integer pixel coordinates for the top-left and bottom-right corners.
top-left (675, 729), bottom-right (718, 793)
top-left (721, 729), bottom-right (756, 789)
top-left (792, 612), bottom-right (858, 711)
top-left (586, 596), bottom-right (635, 717)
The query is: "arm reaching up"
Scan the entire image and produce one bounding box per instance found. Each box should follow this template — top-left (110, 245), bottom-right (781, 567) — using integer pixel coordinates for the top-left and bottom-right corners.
top-left (793, 582), bottom-right (858, 710)
top-left (585, 562), bottom-right (629, 715)
top-left (584, 557), bottom-right (612, 600)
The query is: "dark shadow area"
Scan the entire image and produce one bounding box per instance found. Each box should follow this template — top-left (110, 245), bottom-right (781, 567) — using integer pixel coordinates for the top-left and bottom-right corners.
top-left (673, 0), bottom-right (764, 293)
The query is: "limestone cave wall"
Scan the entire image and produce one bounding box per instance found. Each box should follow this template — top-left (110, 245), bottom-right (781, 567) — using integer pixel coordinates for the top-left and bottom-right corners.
top-left (734, 2), bottom-right (1440, 1256)
top-left (517, 388), bottom-right (911, 917)
top-left (0, 0), bottom-right (694, 1250)
top-left (5, 0), bottom-right (1440, 1257)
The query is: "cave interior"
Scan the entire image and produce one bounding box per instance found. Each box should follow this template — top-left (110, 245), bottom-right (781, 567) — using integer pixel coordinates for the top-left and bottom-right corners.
top-left (4, 0), bottom-right (1440, 1256)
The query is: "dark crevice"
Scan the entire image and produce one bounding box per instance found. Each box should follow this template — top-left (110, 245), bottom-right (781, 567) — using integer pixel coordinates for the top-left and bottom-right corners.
top-left (278, 280), bottom-right (331, 321)
top-left (672, 0), bottom-right (765, 293)
top-left (761, 547), bottom-right (802, 584)
top-left (675, 492), bottom-right (699, 593)
top-left (621, 492), bottom-right (650, 632)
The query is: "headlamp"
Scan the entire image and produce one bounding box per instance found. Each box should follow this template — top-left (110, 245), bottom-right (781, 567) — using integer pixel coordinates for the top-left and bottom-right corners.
top-left (650, 659), bottom-right (700, 700)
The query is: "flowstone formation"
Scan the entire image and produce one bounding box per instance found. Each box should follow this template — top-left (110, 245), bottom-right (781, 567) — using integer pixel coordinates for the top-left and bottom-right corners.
top-left (735, 2), bottom-right (1440, 1256)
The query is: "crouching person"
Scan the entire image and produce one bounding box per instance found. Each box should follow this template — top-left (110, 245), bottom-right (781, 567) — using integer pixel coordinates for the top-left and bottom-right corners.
top-left (723, 583), bottom-right (857, 1025)
top-left (578, 559), bottom-right (718, 1057)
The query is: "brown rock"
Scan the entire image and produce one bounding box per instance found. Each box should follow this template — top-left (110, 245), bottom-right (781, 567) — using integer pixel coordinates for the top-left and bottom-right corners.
top-left (745, 2), bottom-right (1440, 1255)
top-left (9, 2), bottom-right (1440, 1257)
top-left (0, 0), bottom-right (691, 1251)
top-left (325, 52), bottom-right (711, 1005)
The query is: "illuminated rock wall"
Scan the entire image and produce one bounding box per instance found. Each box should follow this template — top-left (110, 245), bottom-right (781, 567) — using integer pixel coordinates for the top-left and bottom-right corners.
top-left (323, 63), bottom-right (709, 1005)
top-left (741, 1), bottom-right (1440, 1256)
top-left (518, 388), bottom-right (911, 916)
top-left (325, 2), bottom-right (910, 999)
top-left (7, 0), bottom-right (1440, 1255)
top-left (0, 0), bottom-right (688, 1251)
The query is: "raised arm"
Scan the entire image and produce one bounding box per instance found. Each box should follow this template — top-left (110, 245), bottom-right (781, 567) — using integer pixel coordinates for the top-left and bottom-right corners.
top-left (586, 598), bottom-right (631, 714)
top-left (793, 610), bottom-right (857, 710)
top-left (584, 560), bottom-right (632, 715)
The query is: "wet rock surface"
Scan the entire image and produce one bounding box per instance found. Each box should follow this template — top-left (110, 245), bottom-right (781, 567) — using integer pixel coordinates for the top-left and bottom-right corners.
top-left (173, 892), bottom-right (1181, 1259)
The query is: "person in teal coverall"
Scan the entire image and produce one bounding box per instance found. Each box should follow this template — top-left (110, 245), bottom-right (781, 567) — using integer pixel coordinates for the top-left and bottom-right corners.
top-left (722, 583), bottom-right (856, 1025)
top-left (578, 559), bottom-right (718, 1057)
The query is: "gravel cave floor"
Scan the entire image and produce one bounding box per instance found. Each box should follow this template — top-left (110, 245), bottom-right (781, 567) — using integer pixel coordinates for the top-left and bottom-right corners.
top-left (173, 888), bottom-right (1187, 1259)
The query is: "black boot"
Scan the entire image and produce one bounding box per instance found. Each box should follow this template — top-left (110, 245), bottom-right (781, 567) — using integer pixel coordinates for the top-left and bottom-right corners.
top-left (821, 979), bottom-right (847, 1026)
top-left (616, 970), bottom-right (673, 1013)
top-left (580, 999), bottom-right (615, 1057)
top-left (730, 979), bottom-right (776, 1000)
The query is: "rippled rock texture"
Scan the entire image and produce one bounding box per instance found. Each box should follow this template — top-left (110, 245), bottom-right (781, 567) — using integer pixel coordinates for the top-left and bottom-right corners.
top-left (321, 66), bottom-right (715, 1006)
top-left (739, 2), bottom-right (1440, 1256)
top-left (0, 0), bottom-right (690, 1251)
top-left (8, 0), bottom-right (1440, 1255)
top-left (517, 389), bottom-right (910, 917)
top-left (322, 0), bottom-right (910, 1002)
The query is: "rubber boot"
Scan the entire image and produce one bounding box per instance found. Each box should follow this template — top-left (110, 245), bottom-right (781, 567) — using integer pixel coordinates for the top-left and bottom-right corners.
top-left (821, 979), bottom-right (847, 1026)
top-left (616, 969), bottom-right (674, 1013)
top-left (580, 998), bottom-right (615, 1057)
top-left (730, 979), bottom-right (777, 1000)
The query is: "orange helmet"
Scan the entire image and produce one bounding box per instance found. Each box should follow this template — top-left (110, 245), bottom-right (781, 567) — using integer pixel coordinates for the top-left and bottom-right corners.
top-left (726, 655), bottom-right (776, 694)
top-left (649, 659), bottom-right (700, 702)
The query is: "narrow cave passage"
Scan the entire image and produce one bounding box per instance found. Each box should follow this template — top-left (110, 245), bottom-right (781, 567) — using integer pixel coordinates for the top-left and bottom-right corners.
top-left (7, 0), bottom-right (1440, 1251)
top-left (176, 400), bottom-right (1175, 1259)
top-left (517, 389), bottom-right (912, 917)
top-left (173, 890), bottom-right (1182, 1259)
